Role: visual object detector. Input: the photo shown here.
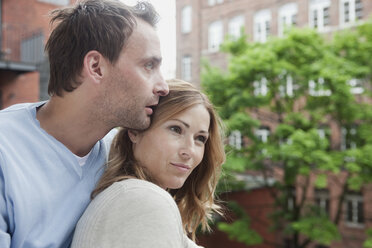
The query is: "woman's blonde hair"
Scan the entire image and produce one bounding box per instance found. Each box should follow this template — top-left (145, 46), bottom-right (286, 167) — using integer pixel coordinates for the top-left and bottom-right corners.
top-left (92, 79), bottom-right (226, 239)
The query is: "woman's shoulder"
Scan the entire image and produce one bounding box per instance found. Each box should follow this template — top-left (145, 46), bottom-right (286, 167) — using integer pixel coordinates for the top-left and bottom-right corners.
top-left (72, 179), bottom-right (185, 248)
top-left (109, 179), bottom-right (174, 204)
top-left (87, 179), bottom-right (178, 218)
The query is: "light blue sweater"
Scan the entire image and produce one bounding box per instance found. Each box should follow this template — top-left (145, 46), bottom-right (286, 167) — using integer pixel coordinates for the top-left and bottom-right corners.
top-left (0, 102), bottom-right (116, 248)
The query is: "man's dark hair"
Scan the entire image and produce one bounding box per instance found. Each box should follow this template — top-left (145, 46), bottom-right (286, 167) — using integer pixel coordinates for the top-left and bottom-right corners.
top-left (45, 0), bottom-right (159, 96)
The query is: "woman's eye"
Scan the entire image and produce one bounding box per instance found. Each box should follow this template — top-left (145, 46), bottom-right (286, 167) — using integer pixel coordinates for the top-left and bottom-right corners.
top-left (170, 126), bottom-right (182, 134)
top-left (196, 135), bottom-right (207, 144)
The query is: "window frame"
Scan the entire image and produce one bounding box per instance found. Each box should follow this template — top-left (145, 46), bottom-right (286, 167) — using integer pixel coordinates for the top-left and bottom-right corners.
top-left (38, 0), bottom-right (69, 5)
top-left (278, 3), bottom-right (298, 37)
top-left (254, 9), bottom-right (271, 43)
top-left (228, 15), bottom-right (245, 40)
top-left (339, 0), bottom-right (363, 27)
top-left (345, 193), bottom-right (364, 227)
top-left (314, 189), bottom-right (330, 215)
top-left (181, 55), bottom-right (192, 81)
top-left (229, 130), bottom-right (243, 150)
top-left (255, 126), bottom-right (271, 143)
top-left (340, 125), bottom-right (358, 150)
top-left (309, 0), bottom-right (331, 32)
top-left (181, 5), bottom-right (192, 34)
top-left (208, 20), bottom-right (224, 52)
top-left (309, 78), bottom-right (331, 97)
top-left (254, 78), bottom-right (268, 96)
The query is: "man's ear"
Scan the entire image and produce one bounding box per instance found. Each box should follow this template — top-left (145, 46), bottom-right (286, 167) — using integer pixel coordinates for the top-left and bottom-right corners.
top-left (128, 130), bottom-right (141, 143)
top-left (83, 50), bottom-right (107, 84)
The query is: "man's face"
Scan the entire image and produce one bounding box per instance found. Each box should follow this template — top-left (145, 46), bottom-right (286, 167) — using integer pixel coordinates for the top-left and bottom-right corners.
top-left (104, 19), bottom-right (169, 130)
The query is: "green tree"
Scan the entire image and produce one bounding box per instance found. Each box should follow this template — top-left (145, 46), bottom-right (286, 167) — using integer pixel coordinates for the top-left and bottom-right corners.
top-left (202, 21), bottom-right (372, 248)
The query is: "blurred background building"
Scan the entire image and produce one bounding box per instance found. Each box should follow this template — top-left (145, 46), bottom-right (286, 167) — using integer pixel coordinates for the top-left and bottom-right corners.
top-left (175, 1), bottom-right (372, 247)
top-left (176, 0), bottom-right (372, 87)
top-left (0, 0), bottom-right (72, 110)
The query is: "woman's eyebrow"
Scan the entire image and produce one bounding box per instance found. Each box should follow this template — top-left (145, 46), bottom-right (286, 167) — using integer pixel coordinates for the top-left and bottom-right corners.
top-left (170, 119), bottom-right (209, 134)
top-left (170, 119), bottom-right (190, 128)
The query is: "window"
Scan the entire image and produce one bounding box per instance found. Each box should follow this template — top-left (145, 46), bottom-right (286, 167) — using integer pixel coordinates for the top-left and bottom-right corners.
top-left (341, 125), bottom-right (358, 150)
top-left (356, 0), bottom-right (363, 19)
top-left (309, 78), bottom-right (331, 96)
top-left (284, 238), bottom-right (295, 248)
top-left (208, 20), bottom-right (223, 52)
top-left (255, 126), bottom-right (270, 143)
top-left (317, 125), bottom-right (329, 139)
top-left (315, 189), bottom-right (330, 215)
top-left (38, 0), bottom-right (69, 5)
top-left (348, 78), bottom-right (364, 94)
top-left (309, 0), bottom-right (331, 31)
top-left (254, 78), bottom-right (268, 96)
top-left (254, 9), bottom-right (271, 43)
top-left (287, 187), bottom-right (296, 211)
top-left (345, 193), bottom-right (364, 226)
top-left (228, 15), bottom-right (245, 39)
top-left (340, 0), bottom-right (363, 26)
top-left (208, 0), bottom-right (223, 6)
top-left (278, 3), bottom-right (298, 36)
top-left (21, 32), bottom-right (44, 63)
top-left (279, 74), bottom-right (294, 97)
top-left (229, 130), bottom-right (242, 149)
top-left (181, 6), bottom-right (192, 34)
top-left (181, 55), bottom-right (192, 81)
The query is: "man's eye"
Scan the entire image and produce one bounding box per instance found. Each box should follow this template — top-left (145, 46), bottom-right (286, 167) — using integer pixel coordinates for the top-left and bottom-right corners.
top-left (170, 126), bottom-right (182, 134)
top-left (145, 62), bottom-right (154, 70)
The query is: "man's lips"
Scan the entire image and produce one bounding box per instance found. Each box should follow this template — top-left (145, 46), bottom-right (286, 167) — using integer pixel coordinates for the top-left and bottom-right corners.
top-left (145, 104), bottom-right (157, 115)
top-left (145, 106), bottom-right (153, 115)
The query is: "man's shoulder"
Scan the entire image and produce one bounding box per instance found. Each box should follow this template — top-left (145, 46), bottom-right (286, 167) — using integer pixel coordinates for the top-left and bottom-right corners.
top-left (0, 103), bottom-right (31, 130)
top-left (100, 128), bottom-right (118, 158)
top-left (102, 128), bottom-right (118, 144)
top-left (0, 102), bottom-right (44, 143)
top-left (0, 102), bottom-right (43, 124)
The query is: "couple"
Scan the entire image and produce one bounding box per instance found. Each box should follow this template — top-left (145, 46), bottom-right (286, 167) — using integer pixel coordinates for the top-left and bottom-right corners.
top-left (0, 0), bottom-right (225, 247)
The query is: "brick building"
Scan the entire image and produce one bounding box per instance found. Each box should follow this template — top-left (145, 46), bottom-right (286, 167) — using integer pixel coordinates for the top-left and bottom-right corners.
top-left (176, 0), bottom-right (372, 247)
top-left (0, 0), bottom-right (72, 110)
top-left (176, 0), bottom-right (372, 87)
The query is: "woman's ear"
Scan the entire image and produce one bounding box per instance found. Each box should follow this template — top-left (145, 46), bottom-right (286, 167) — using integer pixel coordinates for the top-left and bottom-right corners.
top-left (128, 130), bottom-right (140, 143)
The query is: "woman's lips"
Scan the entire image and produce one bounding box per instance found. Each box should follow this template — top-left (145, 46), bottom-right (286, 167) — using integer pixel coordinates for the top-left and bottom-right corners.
top-left (171, 163), bottom-right (190, 171)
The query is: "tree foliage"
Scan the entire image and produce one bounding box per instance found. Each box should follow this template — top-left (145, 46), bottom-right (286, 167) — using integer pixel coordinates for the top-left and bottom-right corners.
top-left (202, 20), bottom-right (372, 248)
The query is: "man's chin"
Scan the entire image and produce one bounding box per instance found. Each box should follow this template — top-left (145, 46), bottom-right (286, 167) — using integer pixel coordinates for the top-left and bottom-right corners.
top-left (135, 117), bottom-right (151, 131)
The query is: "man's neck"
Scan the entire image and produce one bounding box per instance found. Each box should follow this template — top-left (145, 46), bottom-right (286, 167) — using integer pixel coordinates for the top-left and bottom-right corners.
top-left (36, 96), bottom-right (110, 156)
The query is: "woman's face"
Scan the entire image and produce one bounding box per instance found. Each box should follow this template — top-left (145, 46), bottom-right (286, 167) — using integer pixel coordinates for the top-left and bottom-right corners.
top-left (129, 104), bottom-right (210, 189)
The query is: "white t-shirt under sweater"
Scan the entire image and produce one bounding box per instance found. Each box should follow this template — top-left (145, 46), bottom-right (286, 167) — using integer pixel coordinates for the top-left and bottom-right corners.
top-left (71, 179), bottom-right (203, 248)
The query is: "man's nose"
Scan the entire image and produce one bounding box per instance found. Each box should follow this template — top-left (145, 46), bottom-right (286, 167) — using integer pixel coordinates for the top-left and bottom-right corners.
top-left (153, 73), bottom-right (169, 96)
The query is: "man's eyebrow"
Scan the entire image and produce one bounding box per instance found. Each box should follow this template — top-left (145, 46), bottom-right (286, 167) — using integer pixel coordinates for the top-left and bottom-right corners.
top-left (147, 56), bottom-right (162, 64)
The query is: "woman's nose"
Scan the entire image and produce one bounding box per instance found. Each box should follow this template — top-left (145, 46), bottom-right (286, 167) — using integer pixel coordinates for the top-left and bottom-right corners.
top-left (179, 139), bottom-right (194, 159)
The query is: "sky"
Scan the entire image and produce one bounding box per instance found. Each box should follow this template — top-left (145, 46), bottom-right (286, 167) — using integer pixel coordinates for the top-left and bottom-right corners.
top-left (121, 0), bottom-right (176, 79)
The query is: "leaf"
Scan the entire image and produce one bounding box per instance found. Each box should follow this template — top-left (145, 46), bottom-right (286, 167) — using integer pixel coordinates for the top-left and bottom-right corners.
top-left (314, 174), bottom-right (327, 188)
top-left (291, 217), bottom-right (341, 245)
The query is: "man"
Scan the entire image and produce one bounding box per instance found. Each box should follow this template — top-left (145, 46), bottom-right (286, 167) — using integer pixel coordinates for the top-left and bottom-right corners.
top-left (0, 1), bottom-right (168, 247)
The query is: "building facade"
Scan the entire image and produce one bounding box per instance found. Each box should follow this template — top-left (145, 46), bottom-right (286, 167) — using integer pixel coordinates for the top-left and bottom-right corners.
top-left (0, 0), bottom-right (72, 109)
top-left (176, 0), bottom-right (372, 87)
top-left (176, 0), bottom-right (372, 247)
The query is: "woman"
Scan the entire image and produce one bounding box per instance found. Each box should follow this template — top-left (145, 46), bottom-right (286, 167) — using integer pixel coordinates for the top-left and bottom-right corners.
top-left (71, 79), bottom-right (225, 247)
